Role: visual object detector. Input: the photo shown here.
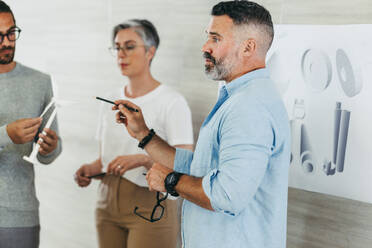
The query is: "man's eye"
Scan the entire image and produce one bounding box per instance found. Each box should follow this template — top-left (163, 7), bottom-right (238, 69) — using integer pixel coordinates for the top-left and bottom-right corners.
top-left (212, 37), bottom-right (219, 42)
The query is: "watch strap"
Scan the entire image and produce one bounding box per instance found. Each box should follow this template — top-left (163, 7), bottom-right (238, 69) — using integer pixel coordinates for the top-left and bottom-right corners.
top-left (138, 129), bottom-right (155, 149)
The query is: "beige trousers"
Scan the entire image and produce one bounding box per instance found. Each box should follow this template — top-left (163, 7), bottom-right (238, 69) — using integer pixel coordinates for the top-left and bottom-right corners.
top-left (95, 175), bottom-right (179, 248)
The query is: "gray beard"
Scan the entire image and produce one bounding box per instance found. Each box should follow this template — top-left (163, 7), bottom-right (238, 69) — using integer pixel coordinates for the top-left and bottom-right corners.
top-left (204, 57), bottom-right (233, 81)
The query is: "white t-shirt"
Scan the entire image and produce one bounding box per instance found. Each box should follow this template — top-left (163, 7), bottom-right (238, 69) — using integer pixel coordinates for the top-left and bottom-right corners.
top-left (96, 84), bottom-right (194, 187)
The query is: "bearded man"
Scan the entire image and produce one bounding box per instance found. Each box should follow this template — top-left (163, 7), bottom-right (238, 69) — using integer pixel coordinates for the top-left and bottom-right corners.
top-left (0, 1), bottom-right (62, 247)
top-left (114, 1), bottom-right (290, 247)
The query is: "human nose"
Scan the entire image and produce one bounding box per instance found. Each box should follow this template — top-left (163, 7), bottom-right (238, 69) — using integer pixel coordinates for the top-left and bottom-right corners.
top-left (201, 41), bottom-right (211, 54)
top-left (117, 47), bottom-right (127, 58)
top-left (0, 34), bottom-right (10, 45)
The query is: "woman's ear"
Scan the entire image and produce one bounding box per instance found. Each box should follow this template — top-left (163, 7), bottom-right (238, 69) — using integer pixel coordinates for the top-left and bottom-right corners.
top-left (146, 46), bottom-right (156, 62)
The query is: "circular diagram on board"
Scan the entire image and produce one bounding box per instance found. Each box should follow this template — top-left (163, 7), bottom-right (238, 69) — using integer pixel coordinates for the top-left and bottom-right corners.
top-left (301, 49), bottom-right (332, 92)
top-left (336, 48), bottom-right (363, 97)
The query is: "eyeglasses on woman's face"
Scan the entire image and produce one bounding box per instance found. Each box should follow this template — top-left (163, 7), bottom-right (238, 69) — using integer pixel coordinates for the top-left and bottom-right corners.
top-left (108, 43), bottom-right (146, 57)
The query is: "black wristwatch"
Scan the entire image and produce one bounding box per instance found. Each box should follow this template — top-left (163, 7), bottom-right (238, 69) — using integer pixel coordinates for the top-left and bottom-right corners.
top-left (164, 172), bottom-right (184, 197)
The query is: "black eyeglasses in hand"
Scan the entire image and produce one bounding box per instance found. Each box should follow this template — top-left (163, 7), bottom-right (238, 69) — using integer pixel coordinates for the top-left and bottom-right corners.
top-left (134, 192), bottom-right (168, 222)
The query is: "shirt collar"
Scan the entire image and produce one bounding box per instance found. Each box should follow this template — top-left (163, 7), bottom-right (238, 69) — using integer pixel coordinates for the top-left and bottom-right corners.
top-left (222, 68), bottom-right (270, 97)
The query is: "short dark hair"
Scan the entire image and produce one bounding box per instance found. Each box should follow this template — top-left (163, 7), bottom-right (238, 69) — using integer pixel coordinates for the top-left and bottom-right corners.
top-left (0, 1), bottom-right (15, 24)
top-left (212, 1), bottom-right (274, 52)
top-left (112, 19), bottom-right (160, 50)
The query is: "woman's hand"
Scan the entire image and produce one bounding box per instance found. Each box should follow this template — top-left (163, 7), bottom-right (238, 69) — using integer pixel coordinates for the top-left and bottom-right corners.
top-left (107, 154), bottom-right (152, 176)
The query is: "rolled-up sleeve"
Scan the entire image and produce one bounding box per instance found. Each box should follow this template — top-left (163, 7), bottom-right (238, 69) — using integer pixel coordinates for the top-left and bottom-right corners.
top-left (174, 147), bottom-right (194, 174)
top-left (0, 124), bottom-right (12, 149)
top-left (202, 102), bottom-right (274, 216)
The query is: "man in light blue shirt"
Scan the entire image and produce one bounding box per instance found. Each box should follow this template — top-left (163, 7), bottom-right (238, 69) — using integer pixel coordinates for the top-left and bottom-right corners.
top-left (113, 1), bottom-right (290, 247)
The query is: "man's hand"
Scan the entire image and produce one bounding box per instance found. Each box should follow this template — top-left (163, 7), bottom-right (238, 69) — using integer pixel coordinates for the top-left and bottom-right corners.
top-left (147, 164), bottom-right (214, 211)
top-left (37, 128), bottom-right (58, 155)
top-left (113, 100), bottom-right (150, 141)
top-left (146, 163), bottom-right (173, 192)
top-left (74, 162), bottom-right (102, 187)
top-left (6, 118), bottom-right (42, 144)
top-left (107, 154), bottom-right (152, 176)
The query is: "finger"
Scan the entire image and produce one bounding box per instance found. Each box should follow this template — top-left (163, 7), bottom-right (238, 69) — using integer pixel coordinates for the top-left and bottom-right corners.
top-left (76, 169), bottom-right (89, 179)
top-left (112, 105), bottom-right (118, 110)
top-left (78, 178), bottom-right (91, 187)
top-left (114, 100), bottom-right (141, 111)
top-left (75, 168), bottom-right (84, 177)
top-left (114, 165), bottom-right (122, 176)
top-left (148, 180), bottom-right (154, 191)
top-left (107, 158), bottom-right (118, 173)
top-left (78, 182), bottom-right (88, 187)
top-left (77, 174), bottom-right (90, 182)
top-left (38, 147), bottom-right (51, 156)
top-left (25, 130), bottom-right (38, 138)
top-left (39, 133), bottom-right (54, 146)
top-left (42, 128), bottom-right (58, 140)
top-left (39, 140), bottom-right (52, 151)
top-left (118, 104), bottom-right (133, 121)
top-left (115, 112), bottom-right (121, 123)
top-left (146, 170), bottom-right (154, 191)
top-left (107, 163), bottom-right (113, 174)
top-left (23, 132), bottom-right (39, 143)
top-left (24, 124), bottom-right (41, 136)
top-left (108, 164), bottom-right (116, 174)
top-left (78, 176), bottom-right (91, 183)
top-left (38, 147), bottom-right (48, 155)
top-left (119, 167), bottom-right (128, 176)
top-left (76, 171), bottom-right (91, 184)
top-left (38, 141), bottom-right (54, 155)
top-left (23, 118), bottom-right (43, 128)
top-left (116, 163), bottom-right (127, 176)
top-left (115, 112), bottom-right (125, 124)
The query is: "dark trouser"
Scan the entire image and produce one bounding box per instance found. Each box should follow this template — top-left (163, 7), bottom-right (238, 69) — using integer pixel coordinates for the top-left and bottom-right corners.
top-left (0, 226), bottom-right (40, 248)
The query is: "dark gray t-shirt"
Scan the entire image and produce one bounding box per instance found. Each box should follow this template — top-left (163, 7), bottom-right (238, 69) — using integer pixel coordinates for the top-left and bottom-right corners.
top-left (0, 62), bottom-right (62, 227)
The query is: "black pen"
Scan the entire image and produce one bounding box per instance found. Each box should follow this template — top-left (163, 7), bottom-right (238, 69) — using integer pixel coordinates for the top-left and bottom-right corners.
top-left (95, 96), bottom-right (139, 112)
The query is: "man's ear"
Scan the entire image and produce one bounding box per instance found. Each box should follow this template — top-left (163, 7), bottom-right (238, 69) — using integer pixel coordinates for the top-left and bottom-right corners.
top-left (241, 39), bottom-right (257, 57)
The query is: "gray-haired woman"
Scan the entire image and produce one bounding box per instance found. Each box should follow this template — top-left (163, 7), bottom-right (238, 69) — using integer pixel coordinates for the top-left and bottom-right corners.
top-left (74, 19), bottom-right (193, 248)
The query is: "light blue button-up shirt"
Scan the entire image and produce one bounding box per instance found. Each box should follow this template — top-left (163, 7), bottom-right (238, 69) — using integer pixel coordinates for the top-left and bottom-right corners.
top-left (174, 68), bottom-right (291, 248)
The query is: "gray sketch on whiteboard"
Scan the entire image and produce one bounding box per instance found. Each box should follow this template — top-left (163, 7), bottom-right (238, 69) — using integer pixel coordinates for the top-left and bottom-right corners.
top-left (301, 48), bottom-right (332, 93)
top-left (290, 99), bottom-right (317, 174)
top-left (323, 102), bottom-right (351, 176)
top-left (336, 49), bottom-right (363, 97)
